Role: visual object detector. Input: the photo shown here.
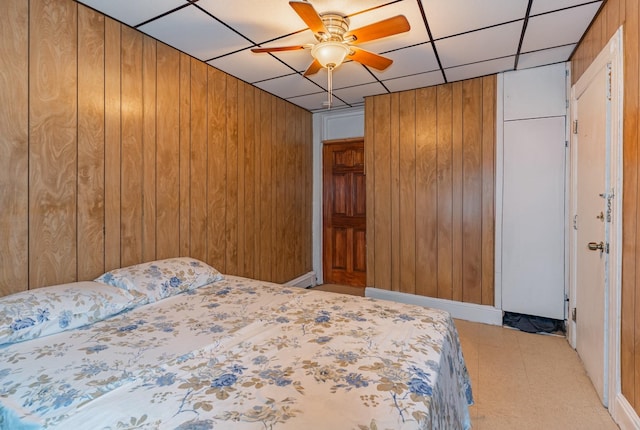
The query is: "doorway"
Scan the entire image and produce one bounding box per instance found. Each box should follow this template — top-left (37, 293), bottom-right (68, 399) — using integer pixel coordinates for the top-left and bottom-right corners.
top-left (322, 138), bottom-right (366, 287)
top-left (569, 28), bottom-right (622, 409)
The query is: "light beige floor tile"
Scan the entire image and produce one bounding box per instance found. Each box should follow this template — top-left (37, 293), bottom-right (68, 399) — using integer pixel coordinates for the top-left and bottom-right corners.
top-left (456, 320), bottom-right (620, 430)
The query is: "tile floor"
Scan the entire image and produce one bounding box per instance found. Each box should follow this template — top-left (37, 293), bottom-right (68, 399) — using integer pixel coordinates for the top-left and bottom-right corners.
top-left (311, 284), bottom-right (620, 429)
top-left (455, 319), bottom-right (618, 429)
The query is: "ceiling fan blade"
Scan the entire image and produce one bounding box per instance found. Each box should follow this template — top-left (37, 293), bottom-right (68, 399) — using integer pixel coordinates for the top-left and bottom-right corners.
top-left (303, 59), bottom-right (323, 77)
top-left (251, 45), bottom-right (306, 53)
top-left (289, 0), bottom-right (328, 35)
top-left (348, 47), bottom-right (393, 71)
top-left (345, 15), bottom-right (410, 45)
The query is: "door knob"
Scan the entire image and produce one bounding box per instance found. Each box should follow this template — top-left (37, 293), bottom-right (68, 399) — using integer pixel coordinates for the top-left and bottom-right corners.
top-left (587, 241), bottom-right (604, 251)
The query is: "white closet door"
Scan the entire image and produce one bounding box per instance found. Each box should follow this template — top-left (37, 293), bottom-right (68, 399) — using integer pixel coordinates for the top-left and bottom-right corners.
top-left (502, 117), bottom-right (566, 319)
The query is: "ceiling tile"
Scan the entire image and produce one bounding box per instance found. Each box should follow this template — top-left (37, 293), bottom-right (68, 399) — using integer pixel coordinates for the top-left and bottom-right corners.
top-left (332, 82), bottom-right (388, 105)
top-left (196, 0), bottom-right (307, 43)
top-left (445, 56), bottom-right (515, 83)
top-left (138, 6), bottom-right (251, 61)
top-left (423, 0), bottom-right (528, 39)
top-left (78, 0), bottom-right (186, 27)
top-left (208, 50), bottom-right (294, 84)
top-left (307, 61), bottom-right (376, 90)
top-left (530, 0), bottom-right (602, 16)
top-left (521, 2), bottom-right (601, 52)
top-left (254, 74), bottom-right (323, 99)
top-left (517, 45), bottom-right (575, 70)
top-left (287, 92), bottom-right (347, 112)
top-left (435, 21), bottom-right (522, 69)
top-left (382, 70), bottom-right (445, 93)
top-left (372, 43), bottom-right (439, 80)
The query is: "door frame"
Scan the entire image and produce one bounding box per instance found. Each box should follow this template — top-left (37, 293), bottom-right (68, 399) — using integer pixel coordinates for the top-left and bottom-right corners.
top-left (312, 108), bottom-right (366, 284)
top-left (569, 27), bottom-right (622, 414)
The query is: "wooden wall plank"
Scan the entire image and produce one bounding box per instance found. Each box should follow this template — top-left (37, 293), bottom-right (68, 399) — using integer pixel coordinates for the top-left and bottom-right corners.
top-left (285, 103), bottom-right (297, 280)
top-left (622, 0), bottom-right (638, 408)
top-left (77, 5), bottom-right (105, 280)
top-left (207, 67), bottom-right (227, 272)
top-left (237, 82), bottom-right (246, 276)
top-left (390, 93), bottom-right (401, 292)
top-left (179, 53), bottom-right (191, 258)
top-left (606, 0), bottom-right (621, 41)
top-left (451, 82), bottom-right (464, 302)
top-left (415, 87), bottom-right (438, 298)
top-left (0, 0), bottom-right (29, 295)
top-left (29, 0), bottom-right (78, 288)
top-left (373, 95), bottom-right (392, 290)
top-left (481, 76), bottom-right (496, 305)
top-left (461, 79), bottom-right (483, 304)
top-left (437, 84), bottom-right (453, 300)
top-left (253, 88), bottom-right (262, 277)
top-left (225, 77), bottom-right (239, 274)
top-left (274, 99), bottom-right (288, 283)
top-left (294, 106), bottom-right (304, 276)
top-left (243, 83), bottom-right (255, 278)
top-left (365, 98), bottom-right (375, 287)
top-left (632, 0), bottom-right (640, 411)
top-left (272, 97), bottom-right (282, 282)
top-left (399, 91), bottom-right (416, 295)
top-left (155, 42), bottom-right (180, 260)
top-left (104, 17), bottom-right (121, 272)
top-left (259, 91), bottom-right (272, 280)
top-left (120, 26), bottom-right (144, 267)
top-left (190, 58), bottom-right (208, 262)
top-left (633, 0), bottom-right (640, 411)
top-left (142, 35), bottom-right (157, 263)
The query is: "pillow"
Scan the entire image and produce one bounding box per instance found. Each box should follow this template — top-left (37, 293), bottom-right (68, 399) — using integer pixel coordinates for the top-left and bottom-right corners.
top-left (95, 257), bottom-right (223, 303)
top-left (0, 281), bottom-right (137, 346)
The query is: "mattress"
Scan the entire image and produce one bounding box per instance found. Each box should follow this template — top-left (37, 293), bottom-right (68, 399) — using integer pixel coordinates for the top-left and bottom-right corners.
top-left (0, 273), bottom-right (472, 429)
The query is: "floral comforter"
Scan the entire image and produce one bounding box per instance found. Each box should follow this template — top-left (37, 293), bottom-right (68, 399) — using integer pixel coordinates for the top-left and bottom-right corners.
top-left (0, 276), bottom-right (473, 429)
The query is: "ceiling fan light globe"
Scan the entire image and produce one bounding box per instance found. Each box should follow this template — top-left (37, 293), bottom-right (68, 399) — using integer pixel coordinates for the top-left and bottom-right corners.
top-left (311, 41), bottom-right (349, 69)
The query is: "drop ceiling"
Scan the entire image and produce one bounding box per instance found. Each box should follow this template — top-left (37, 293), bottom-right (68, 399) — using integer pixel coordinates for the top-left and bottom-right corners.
top-left (76, 0), bottom-right (602, 112)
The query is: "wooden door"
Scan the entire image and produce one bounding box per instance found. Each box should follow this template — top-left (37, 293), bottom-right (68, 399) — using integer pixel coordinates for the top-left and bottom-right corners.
top-left (323, 139), bottom-right (366, 287)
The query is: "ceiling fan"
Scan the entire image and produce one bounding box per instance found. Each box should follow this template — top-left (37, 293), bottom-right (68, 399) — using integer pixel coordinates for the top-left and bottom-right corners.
top-left (251, 0), bottom-right (411, 108)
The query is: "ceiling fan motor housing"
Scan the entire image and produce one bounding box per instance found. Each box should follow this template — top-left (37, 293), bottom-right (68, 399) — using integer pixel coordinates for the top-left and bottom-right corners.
top-left (317, 13), bottom-right (350, 42)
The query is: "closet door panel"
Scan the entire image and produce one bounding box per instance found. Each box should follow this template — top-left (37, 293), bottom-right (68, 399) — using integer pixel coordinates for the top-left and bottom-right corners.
top-left (502, 117), bottom-right (566, 319)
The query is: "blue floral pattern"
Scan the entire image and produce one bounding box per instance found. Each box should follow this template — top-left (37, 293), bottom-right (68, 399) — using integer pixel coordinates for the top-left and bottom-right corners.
top-left (0, 281), bottom-right (138, 346)
top-left (0, 276), bottom-right (472, 429)
top-left (95, 257), bottom-right (224, 303)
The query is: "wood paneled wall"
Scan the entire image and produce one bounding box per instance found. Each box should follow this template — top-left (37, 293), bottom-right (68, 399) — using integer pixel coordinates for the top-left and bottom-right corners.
top-left (572, 0), bottom-right (639, 415)
top-left (364, 76), bottom-right (496, 305)
top-left (0, 0), bottom-right (313, 296)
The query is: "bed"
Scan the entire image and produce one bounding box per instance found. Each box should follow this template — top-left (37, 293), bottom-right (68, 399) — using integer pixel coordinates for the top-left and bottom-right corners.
top-left (0, 258), bottom-right (473, 429)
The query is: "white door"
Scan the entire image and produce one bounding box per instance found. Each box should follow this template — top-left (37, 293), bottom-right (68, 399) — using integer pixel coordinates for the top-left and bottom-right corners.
top-left (502, 117), bottom-right (566, 319)
top-left (572, 61), bottom-right (610, 406)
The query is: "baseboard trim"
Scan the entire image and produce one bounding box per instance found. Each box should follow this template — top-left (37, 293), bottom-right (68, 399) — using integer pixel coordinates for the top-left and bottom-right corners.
top-left (613, 393), bottom-right (640, 430)
top-left (365, 288), bottom-right (503, 326)
top-left (284, 271), bottom-right (317, 289)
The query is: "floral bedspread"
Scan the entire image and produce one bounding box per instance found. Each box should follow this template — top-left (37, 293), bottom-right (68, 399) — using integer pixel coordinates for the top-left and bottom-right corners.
top-left (0, 276), bottom-right (473, 429)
